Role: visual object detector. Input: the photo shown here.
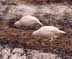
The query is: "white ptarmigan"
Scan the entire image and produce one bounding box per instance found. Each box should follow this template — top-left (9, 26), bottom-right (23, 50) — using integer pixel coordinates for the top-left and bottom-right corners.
top-left (32, 26), bottom-right (66, 42)
top-left (14, 15), bottom-right (43, 29)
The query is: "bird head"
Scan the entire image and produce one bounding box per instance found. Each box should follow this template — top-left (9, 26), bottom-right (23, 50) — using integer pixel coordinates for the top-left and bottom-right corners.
top-left (14, 21), bottom-right (21, 27)
top-left (32, 31), bottom-right (39, 38)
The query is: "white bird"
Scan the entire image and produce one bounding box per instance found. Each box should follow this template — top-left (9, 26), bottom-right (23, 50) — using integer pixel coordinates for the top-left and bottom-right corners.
top-left (14, 15), bottom-right (43, 29)
top-left (32, 26), bottom-right (66, 42)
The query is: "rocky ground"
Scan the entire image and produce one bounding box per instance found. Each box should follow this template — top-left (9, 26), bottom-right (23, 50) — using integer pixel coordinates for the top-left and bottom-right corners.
top-left (0, 23), bottom-right (72, 59)
top-left (0, 0), bottom-right (72, 59)
top-left (0, 42), bottom-right (72, 59)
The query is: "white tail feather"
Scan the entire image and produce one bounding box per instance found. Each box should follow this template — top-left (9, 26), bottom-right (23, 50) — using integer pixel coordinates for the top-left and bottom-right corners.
top-left (59, 30), bottom-right (66, 34)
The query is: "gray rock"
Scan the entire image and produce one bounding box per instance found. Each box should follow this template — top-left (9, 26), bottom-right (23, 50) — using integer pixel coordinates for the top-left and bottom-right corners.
top-left (0, 45), bottom-right (3, 51)
top-left (8, 4), bottom-right (37, 16)
top-left (0, 47), bottom-right (11, 59)
top-left (36, 4), bottom-right (72, 26)
top-left (0, 5), bottom-right (8, 16)
top-left (10, 53), bottom-right (27, 59)
top-left (0, 44), bottom-right (71, 59)
top-left (12, 48), bottom-right (24, 54)
top-left (39, 53), bottom-right (61, 59)
top-left (0, 0), bottom-right (6, 5)
top-left (19, 54), bottom-right (26, 59)
top-left (28, 50), bottom-right (62, 59)
top-left (10, 53), bottom-right (21, 59)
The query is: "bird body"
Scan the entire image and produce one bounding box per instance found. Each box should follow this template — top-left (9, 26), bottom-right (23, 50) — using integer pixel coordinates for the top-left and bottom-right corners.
top-left (15, 15), bottom-right (43, 29)
top-left (32, 26), bottom-right (66, 42)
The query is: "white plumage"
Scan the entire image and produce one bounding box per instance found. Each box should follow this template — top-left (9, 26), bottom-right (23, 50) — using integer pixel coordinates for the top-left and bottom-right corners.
top-left (32, 26), bottom-right (66, 42)
top-left (14, 15), bottom-right (43, 29)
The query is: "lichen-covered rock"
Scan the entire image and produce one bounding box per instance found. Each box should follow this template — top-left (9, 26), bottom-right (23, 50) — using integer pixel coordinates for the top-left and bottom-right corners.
top-left (0, 47), bottom-right (11, 59)
top-left (0, 5), bottom-right (8, 16)
top-left (8, 4), bottom-right (37, 16)
top-left (0, 44), bottom-right (72, 59)
top-left (12, 48), bottom-right (24, 54)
